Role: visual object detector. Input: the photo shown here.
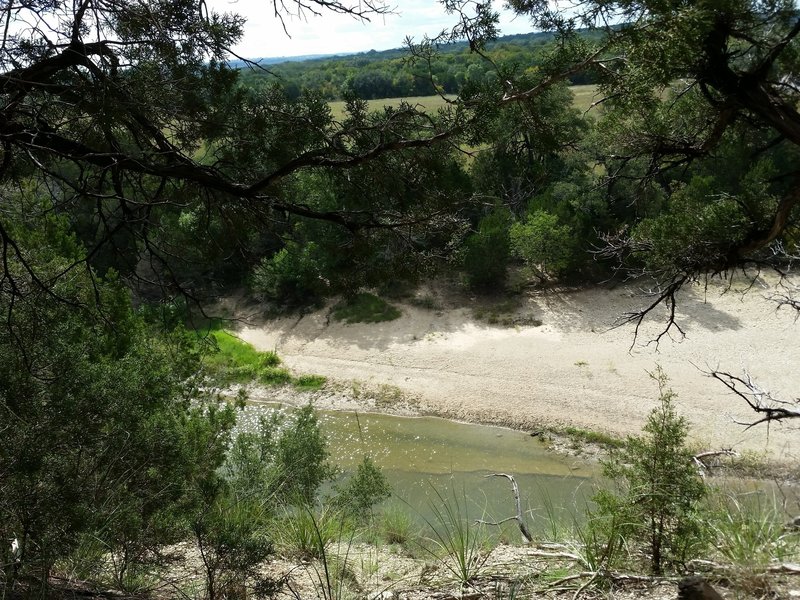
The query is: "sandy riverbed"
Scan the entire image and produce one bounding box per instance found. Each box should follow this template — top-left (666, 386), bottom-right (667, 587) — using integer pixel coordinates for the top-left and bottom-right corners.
top-left (233, 274), bottom-right (799, 459)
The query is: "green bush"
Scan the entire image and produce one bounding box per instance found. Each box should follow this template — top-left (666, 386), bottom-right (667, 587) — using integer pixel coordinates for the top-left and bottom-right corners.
top-left (332, 292), bottom-right (401, 324)
top-left (509, 210), bottom-right (577, 280)
top-left (630, 170), bottom-right (779, 276)
top-left (594, 368), bottom-right (707, 575)
top-left (225, 405), bottom-right (335, 508)
top-left (273, 405), bottom-right (337, 505)
top-left (462, 207), bottom-right (512, 290)
top-left (331, 456), bottom-right (391, 522)
top-left (251, 241), bottom-right (329, 307)
top-left (0, 213), bottom-right (239, 591)
top-left (190, 489), bottom-right (276, 600)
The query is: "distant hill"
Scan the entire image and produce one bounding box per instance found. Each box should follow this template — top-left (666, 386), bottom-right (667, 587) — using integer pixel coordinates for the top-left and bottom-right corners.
top-left (228, 53), bottom-right (356, 68)
top-left (233, 30), bottom-right (558, 68)
top-left (234, 30), bottom-right (596, 100)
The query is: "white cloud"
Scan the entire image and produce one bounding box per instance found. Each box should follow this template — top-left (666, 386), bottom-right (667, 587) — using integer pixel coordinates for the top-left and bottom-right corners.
top-left (208, 0), bottom-right (533, 58)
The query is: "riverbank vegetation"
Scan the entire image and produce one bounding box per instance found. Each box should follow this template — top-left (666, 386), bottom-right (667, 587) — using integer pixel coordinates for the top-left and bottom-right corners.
top-left (2, 0), bottom-right (799, 597)
top-left (5, 344), bottom-right (796, 599)
top-left (201, 326), bottom-right (326, 390)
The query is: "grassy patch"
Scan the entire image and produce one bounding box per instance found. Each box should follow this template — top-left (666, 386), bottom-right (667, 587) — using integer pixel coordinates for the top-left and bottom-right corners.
top-left (276, 507), bottom-right (349, 560)
top-left (706, 491), bottom-right (799, 596)
top-left (201, 328), bottom-right (324, 389)
top-left (329, 95), bottom-right (457, 120)
top-left (472, 298), bottom-right (543, 328)
top-left (332, 293), bottom-right (401, 324)
top-left (473, 298), bottom-right (520, 326)
top-left (570, 84), bottom-right (601, 113)
top-left (202, 329), bottom-right (287, 385)
top-left (329, 86), bottom-right (599, 119)
top-left (259, 366), bottom-right (293, 386)
top-left (294, 374), bottom-right (328, 391)
top-left (408, 294), bottom-right (442, 311)
top-left (379, 505), bottom-right (416, 546)
top-left (418, 485), bottom-right (493, 586)
top-left (560, 426), bottom-right (624, 449)
top-left (348, 381), bottom-right (414, 408)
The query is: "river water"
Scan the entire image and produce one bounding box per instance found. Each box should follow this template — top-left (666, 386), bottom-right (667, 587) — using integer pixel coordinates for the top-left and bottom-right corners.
top-left (238, 403), bottom-right (598, 534)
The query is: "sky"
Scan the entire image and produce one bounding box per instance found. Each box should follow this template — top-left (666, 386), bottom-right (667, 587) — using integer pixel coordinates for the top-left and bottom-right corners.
top-left (207, 0), bottom-right (536, 59)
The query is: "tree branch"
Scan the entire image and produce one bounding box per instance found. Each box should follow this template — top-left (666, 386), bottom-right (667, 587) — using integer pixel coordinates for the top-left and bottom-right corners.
top-left (479, 473), bottom-right (533, 543)
top-left (709, 369), bottom-right (800, 429)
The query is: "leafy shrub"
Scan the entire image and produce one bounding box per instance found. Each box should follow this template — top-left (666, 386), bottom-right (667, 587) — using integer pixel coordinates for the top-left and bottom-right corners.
top-left (462, 207), bottom-right (512, 290)
top-left (251, 241), bottom-right (329, 307)
top-left (273, 405), bottom-right (337, 505)
top-left (226, 405), bottom-right (335, 507)
top-left (509, 210), bottom-right (577, 280)
top-left (331, 456), bottom-right (391, 522)
top-left (0, 219), bottom-right (238, 591)
top-left (332, 292), bottom-right (401, 323)
top-left (594, 368), bottom-right (707, 575)
top-left (630, 168), bottom-right (780, 276)
top-left (190, 490), bottom-right (276, 600)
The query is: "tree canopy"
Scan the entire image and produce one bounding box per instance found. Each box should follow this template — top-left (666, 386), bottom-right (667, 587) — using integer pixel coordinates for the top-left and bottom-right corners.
top-left (0, 0), bottom-right (466, 306)
top-left (3, 0), bottom-right (798, 310)
top-left (422, 0), bottom-right (800, 327)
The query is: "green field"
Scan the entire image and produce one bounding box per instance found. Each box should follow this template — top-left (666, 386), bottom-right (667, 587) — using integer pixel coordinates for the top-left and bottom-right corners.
top-left (328, 94), bottom-right (457, 119)
top-left (570, 84), bottom-right (602, 113)
top-left (329, 85), bottom-right (600, 119)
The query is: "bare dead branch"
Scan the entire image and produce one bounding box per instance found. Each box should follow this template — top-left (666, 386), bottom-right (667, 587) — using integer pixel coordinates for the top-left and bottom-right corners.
top-left (709, 369), bottom-right (800, 429)
top-left (610, 274), bottom-right (689, 351)
top-left (692, 449), bottom-right (739, 478)
top-left (478, 473), bottom-right (532, 543)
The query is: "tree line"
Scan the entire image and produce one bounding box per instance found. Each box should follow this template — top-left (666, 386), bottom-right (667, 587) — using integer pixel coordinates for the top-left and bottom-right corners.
top-left (239, 31), bottom-right (599, 100)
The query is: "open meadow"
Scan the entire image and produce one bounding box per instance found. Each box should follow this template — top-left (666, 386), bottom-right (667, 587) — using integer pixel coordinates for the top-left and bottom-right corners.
top-left (329, 85), bottom-right (601, 118)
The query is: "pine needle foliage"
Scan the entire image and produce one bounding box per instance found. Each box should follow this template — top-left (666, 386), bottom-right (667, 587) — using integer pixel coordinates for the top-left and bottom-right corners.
top-left (594, 368), bottom-right (707, 575)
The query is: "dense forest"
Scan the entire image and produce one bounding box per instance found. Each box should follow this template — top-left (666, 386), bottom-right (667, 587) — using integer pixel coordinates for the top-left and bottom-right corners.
top-left (1, 0), bottom-right (799, 597)
top-left (237, 31), bottom-right (599, 99)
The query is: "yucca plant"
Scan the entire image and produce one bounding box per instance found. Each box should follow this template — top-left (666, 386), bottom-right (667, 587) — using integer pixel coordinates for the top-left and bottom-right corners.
top-left (417, 484), bottom-right (492, 587)
top-left (708, 491), bottom-right (799, 593)
top-left (283, 507), bottom-right (360, 600)
top-left (278, 506), bottom-right (347, 560)
top-left (379, 505), bottom-right (416, 546)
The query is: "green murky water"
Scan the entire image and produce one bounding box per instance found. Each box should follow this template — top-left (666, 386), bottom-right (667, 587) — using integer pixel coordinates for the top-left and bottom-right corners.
top-left (239, 404), bottom-right (597, 533)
